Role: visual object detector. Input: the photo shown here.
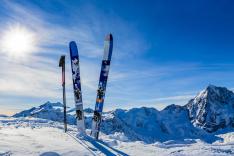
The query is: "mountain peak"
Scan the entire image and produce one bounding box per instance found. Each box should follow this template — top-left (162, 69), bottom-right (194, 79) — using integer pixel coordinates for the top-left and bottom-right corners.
top-left (42, 101), bottom-right (63, 106)
top-left (187, 85), bottom-right (234, 132)
top-left (195, 85), bottom-right (234, 105)
top-left (207, 84), bottom-right (217, 89)
top-left (206, 84), bottom-right (219, 93)
top-left (206, 85), bottom-right (231, 94)
top-left (13, 101), bottom-right (65, 119)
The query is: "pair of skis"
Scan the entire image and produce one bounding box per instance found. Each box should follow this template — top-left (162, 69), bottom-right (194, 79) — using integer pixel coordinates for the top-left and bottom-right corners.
top-left (69, 34), bottom-right (113, 139)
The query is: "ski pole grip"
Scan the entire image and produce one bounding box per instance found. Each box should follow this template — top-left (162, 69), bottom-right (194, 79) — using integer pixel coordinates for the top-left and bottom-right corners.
top-left (59, 55), bottom-right (65, 67)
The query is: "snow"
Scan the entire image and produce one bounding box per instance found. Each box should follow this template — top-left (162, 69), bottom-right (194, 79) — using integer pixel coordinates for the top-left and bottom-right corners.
top-left (187, 85), bottom-right (234, 132)
top-left (1, 85), bottom-right (234, 155)
top-left (11, 90), bottom-right (234, 143)
top-left (109, 132), bottom-right (129, 142)
top-left (0, 117), bottom-right (234, 156)
top-left (0, 118), bottom-right (90, 156)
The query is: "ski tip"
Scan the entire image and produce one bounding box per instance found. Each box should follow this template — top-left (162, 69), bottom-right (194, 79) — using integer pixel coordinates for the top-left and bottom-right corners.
top-left (69, 41), bottom-right (79, 55)
top-left (69, 41), bottom-right (77, 47)
top-left (105, 33), bottom-right (113, 41)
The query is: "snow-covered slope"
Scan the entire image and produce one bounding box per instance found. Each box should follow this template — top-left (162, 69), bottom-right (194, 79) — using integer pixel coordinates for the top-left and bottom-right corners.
top-left (0, 117), bottom-right (91, 156)
top-left (186, 85), bottom-right (234, 132)
top-left (1, 117), bottom-right (234, 156)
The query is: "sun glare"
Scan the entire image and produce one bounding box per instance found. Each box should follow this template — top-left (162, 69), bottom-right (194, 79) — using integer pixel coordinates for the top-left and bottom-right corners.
top-left (1, 25), bottom-right (36, 57)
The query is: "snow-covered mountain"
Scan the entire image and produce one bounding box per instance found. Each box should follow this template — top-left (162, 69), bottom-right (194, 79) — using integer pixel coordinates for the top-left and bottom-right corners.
top-left (186, 85), bottom-right (234, 132)
top-left (13, 101), bottom-right (76, 125)
top-left (99, 106), bottom-right (204, 143)
top-left (0, 114), bottom-right (8, 117)
top-left (12, 85), bottom-right (234, 143)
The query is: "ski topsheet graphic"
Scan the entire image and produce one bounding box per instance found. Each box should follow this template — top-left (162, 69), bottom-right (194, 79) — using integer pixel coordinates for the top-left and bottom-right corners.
top-left (69, 41), bottom-right (85, 133)
top-left (91, 34), bottom-right (113, 139)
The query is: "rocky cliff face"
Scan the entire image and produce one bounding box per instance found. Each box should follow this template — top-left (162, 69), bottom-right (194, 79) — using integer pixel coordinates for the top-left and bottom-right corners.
top-left (186, 85), bottom-right (234, 132)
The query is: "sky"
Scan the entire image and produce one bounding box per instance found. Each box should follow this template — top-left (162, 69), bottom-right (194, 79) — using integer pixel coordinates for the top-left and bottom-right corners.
top-left (0, 0), bottom-right (234, 115)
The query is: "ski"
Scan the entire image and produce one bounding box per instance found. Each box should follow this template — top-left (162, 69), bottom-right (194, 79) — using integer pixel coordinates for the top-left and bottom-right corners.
top-left (91, 34), bottom-right (113, 139)
top-left (69, 41), bottom-right (85, 133)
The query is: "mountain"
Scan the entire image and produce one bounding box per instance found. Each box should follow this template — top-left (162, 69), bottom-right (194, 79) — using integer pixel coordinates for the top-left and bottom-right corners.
top-left (186, 85), bottom-right (234, 132)
top-left (0, 114), bottom-right (8, 117)
top-left (12, 101), bottom-right (96, 125)
top-left (12, 102), bottom-right (205, 143)
top-left (13, 101), bottom-right (76, 125)
top-left (99, 106), bottom-right (205, 143)
top-left (12, 85), bottom-right (234, 143)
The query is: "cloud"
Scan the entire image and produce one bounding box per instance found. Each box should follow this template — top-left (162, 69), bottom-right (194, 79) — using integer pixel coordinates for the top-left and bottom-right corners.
top-left (1, 1), bottom-right (234, 114)
top-left (0, 0), bottom-right (146, 106)
top-left (0, 56), bottom-right (60, 98)
top-left (143, 95), bottom-right (195, 103)
top-left (0, 1), bottom-right (149, 59)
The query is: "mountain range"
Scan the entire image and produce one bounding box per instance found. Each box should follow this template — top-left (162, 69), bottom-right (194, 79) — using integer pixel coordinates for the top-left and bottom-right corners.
top-left (12, 85), bottom-right (234, 143)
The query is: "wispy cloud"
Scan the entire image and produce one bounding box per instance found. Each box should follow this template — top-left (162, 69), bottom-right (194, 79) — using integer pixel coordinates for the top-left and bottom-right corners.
top-left (0, 56), bottom-right (60, 98)
top-left (0, 1), bottom-right (234, 114)
top-left (0, 0), bottom-right (148, 112)
top-left (141, 95), bottom-right (195, 103)
top-left (0, 1), bottom-right (148, 58)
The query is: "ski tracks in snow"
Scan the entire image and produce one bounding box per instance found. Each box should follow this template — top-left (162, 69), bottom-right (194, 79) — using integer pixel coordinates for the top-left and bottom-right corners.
top-left (67, 131), bottom-right (97, 156)
top-left (0, 151), bottom-right (11, 156)
top-left (66, 131), bottom-right (129, 156)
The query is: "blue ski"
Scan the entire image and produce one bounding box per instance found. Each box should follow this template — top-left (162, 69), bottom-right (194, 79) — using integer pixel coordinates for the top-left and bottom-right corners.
top-left (69, 41), bottom-right (85, 133)
top-left (91, 34), bottom-right (113, 139)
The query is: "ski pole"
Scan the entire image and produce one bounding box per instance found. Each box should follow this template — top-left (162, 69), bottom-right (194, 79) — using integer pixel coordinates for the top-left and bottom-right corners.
top-left (59, 55), bottom-right (67, 132)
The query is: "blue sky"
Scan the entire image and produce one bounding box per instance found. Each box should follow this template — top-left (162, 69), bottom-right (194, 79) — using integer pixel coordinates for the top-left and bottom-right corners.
top-left (0, 0), bottom-right (234, 115)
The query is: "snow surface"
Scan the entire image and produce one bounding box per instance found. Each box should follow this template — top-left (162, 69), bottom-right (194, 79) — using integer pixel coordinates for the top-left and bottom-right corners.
top-left (0, 118), bottom-right (90, 156)
top-left (1, 85), bottom-right (234, 155)
top-left (0, 117), bottom-right (234, 156)
top-left (12, 101), bottom-right (228, 143)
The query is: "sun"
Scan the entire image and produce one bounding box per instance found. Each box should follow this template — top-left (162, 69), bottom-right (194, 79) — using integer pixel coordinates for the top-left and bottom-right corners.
top-left (0, 25), bottom-right (37, 58)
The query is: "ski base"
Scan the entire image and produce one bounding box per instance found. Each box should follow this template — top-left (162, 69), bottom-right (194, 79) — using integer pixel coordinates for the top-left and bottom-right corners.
top-left (90, 34), bottom-right (113, 139)
top-left (69, 41), bottom-right (85, 134)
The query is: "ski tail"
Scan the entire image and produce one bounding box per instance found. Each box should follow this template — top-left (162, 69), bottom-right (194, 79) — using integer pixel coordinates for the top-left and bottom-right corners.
top-left (91, 34), bottom-right (113, 139)
top-left (69, 41), bottom-right (85, 133)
